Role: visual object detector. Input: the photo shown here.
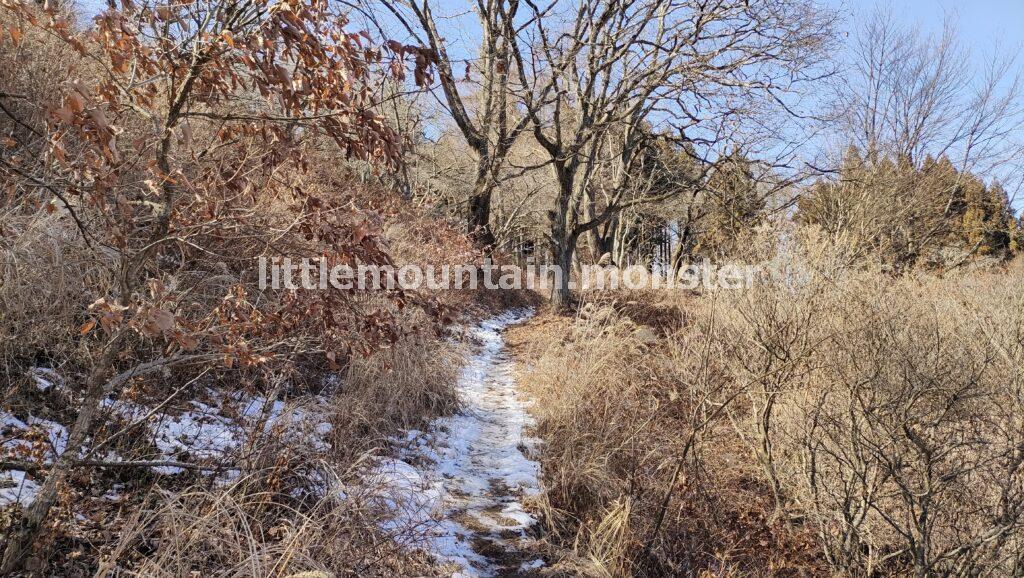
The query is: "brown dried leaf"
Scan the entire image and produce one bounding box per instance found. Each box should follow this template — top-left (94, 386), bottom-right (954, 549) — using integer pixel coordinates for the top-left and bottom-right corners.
top-left (79, 319), bottom-right (96, 335)
top-left (67, 92), bottom-right (85, 114)
top-left (150, 308), bottom-right (175, 332)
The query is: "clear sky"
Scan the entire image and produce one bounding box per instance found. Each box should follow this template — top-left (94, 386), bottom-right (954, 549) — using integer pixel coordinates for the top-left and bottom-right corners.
top-left (823, 0), bottom-right (1024, 60)
top-left (385, 0), bottom-right (1024, 213)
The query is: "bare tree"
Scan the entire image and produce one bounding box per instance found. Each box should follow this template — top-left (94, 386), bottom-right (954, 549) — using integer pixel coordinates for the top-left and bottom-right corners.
top-left (368, 0), bottom-right (533, 250)
top-left (508, 0), bottom-right (834, 310)
top-left (838, 8), bottom-right (1024, 172)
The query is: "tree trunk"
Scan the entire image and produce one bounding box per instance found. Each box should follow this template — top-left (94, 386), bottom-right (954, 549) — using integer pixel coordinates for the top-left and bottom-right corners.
top-left (546, 159), bottom-right (576, 312)
top-left (549, 237), bottom-right (575, 312)
top-left (467, 181), bottom-right (496, 250)
top-left (590, 217), bottom-right (615, 264)
top-left (1, 335), bottom-right (123, 574)
top-left (583, 195), bottom-right (610, 263)
top-left (670, 218), bottom-right (695, 274)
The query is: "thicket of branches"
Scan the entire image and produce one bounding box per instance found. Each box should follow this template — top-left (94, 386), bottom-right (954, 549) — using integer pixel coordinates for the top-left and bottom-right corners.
top-left (367, 1), bottom-right (1022, 295)
top-left (511, 234), bottom-right (1024, 577)
top-left (0, 0), bottom-right (499, 574)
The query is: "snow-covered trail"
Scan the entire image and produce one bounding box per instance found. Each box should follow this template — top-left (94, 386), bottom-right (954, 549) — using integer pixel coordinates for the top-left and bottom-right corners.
top-left (369, 309), bottom-right (545, 576)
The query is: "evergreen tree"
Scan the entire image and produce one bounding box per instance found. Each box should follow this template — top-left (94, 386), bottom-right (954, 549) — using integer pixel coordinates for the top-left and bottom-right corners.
top-left (799, 148), bottom-right (1018, 266)
top-left (1013, 215), bottom-right (1024, 255)
top-left (700, 151), bottom-right (764, 258)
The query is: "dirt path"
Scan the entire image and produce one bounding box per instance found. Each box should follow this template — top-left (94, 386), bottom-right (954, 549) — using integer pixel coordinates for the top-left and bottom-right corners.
top-left (370, 309), bottom-right (545, 577)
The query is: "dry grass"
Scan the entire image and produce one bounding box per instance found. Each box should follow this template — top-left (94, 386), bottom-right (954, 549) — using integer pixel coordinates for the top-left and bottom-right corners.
top-left (90, 463), bottom-right (444, 578)
top-left (508, 304), bottom-right (823, 577)
top-left (0, 215), bottom-right (114, 388)
top-left (7, 436), bottom-right (418, 576)
top-left (508, 231), bottom-right (1024, 577)
top-left (331, 316), bottom-right (462, 460)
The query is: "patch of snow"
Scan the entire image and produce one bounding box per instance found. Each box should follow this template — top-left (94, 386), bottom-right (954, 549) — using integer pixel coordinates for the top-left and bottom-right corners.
top-left (102, 398), bottom-right (240, 474)
top-left (26, 416), bottom-right (69, 456)
top-left (152, 410), bottom-right (239, 474)
top-left (365, 458), bottom-right (446, 538)
top-left (1, 384), bottom-right (342, 507)
top-left (0, 469), bottom-right (40, 507)
top-left (365, 309), bottom-right (544, 576)
top-left (29, 367), bottom-right (62, 392)
top-left (99, 391), bottom-right (336, 476)
top-left (520, 559), bottom-right (544, 572)
top-left (101, 485), bottom-right (125, 502)
top-left (1, 411), bottom-right (69, 462)
top-left (234, 394), bottom-right (334, 452)
top-left (1, 412), bottom-right (29, 433)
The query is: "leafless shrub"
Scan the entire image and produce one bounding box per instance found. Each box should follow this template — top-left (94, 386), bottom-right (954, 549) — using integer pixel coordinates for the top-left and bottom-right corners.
top-left (511, 225), bottom-right (1024, 576)
top-left (508, 297), bottom-right (822, 576)
top-left (704, 229), bottom-right (1024, 577)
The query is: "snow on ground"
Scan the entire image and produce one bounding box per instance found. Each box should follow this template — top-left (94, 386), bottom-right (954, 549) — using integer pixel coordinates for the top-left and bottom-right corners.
top-left (363, 309), bottom-right (545, 576)
top-left (29, 367), bottom-right (63, 393)
top-left (0, 469), bottom-right (39, 507)
top-left (101, 392), bottom-right (334, 475)
top-left (2, 376), bottom-right (336, 505)
top-left (3, 311), bottom-right (546, 575)
top-left (0, 412), bottom-right (66, 507)
top-left (27, 416), bottom-right (68, 456)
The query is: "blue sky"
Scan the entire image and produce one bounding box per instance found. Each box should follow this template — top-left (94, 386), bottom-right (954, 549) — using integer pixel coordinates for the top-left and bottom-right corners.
top-left (397, 0), bottom-right (1024, 212)
top-left (823, 0), bottom-right (1024, 57)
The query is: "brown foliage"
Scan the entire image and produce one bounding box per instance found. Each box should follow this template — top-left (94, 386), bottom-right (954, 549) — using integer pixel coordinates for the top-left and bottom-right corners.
top-left (0, 0), bottom-right (475, 574)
